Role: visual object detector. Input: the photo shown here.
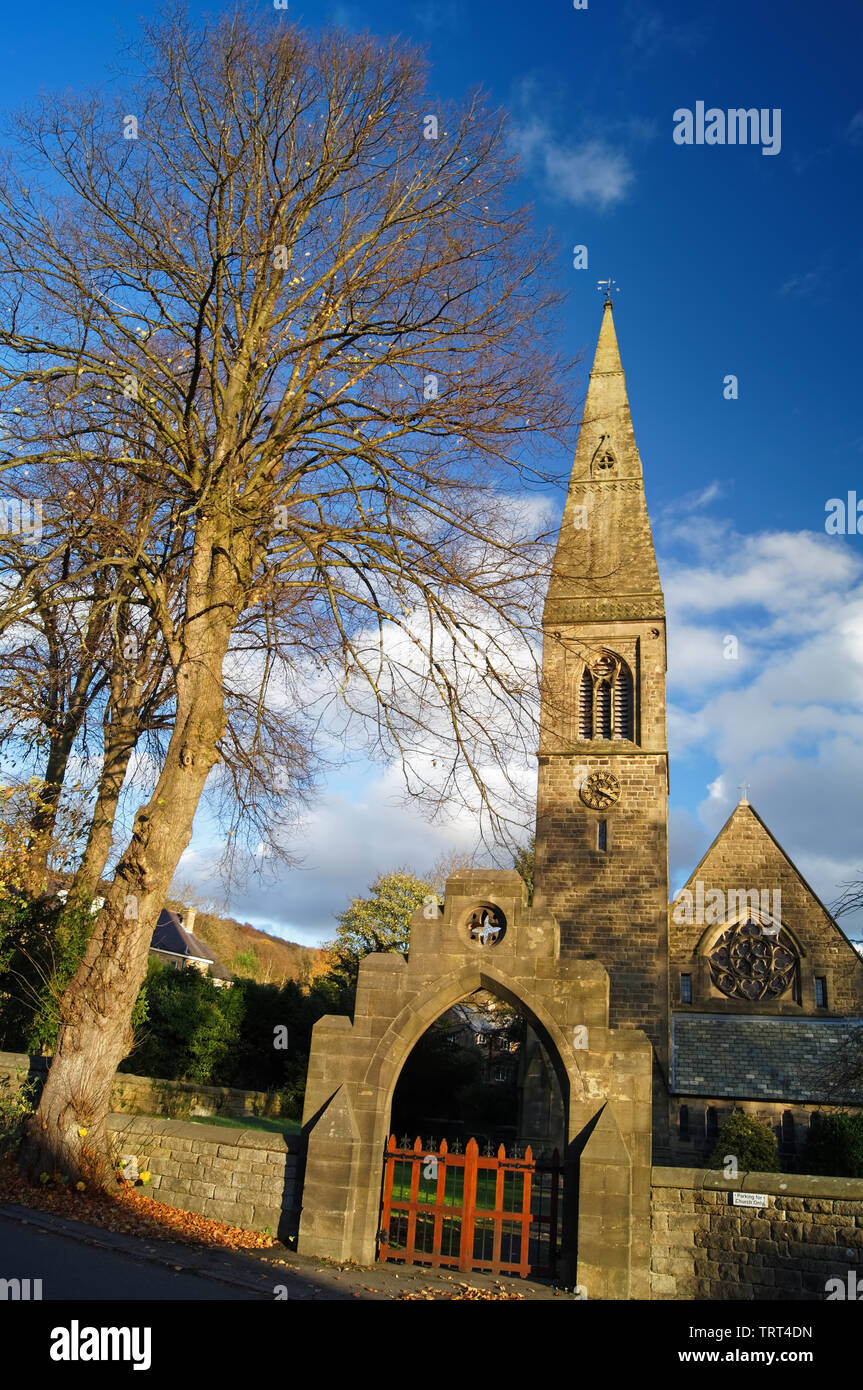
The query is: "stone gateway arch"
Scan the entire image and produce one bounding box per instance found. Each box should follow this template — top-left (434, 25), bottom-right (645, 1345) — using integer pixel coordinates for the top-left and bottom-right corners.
top-left (299, 869), bottom-right (653, 1298)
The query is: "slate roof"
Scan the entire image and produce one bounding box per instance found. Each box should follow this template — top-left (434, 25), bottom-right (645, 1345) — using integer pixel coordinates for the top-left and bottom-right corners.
top-left (672, 1013), bottom-right (863, 1103)
top-left (150, 909), bottom-right (217, 965)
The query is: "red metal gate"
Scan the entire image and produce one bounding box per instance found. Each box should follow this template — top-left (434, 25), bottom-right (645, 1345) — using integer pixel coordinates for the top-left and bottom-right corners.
top-left (378, 1135), bottom-right (562, 1278)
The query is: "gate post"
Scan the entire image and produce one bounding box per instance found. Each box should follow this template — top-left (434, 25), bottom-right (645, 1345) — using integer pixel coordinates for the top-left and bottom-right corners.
top-left (576, 1101), bottom-right (647, 1300)
top-left (299, 1084), bottom-right (361, 1262)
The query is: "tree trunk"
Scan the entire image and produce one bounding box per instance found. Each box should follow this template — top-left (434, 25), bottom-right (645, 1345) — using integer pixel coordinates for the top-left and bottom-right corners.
top-left (24, 733), bottom-right (77, 895)
top-left (19, 535), bottom-right (241, 1184)
top-left (70, 674), bottom-right (143, 902)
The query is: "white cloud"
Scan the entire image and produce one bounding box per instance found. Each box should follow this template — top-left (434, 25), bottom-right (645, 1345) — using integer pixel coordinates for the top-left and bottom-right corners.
top-left (409, 0), bottom-right (464, 32)
top-left (779, 269), bottom-right (825, 299)
top-left (663, 514), bottom-right (863, 926)
top-left (706, 776), bottom-right (726, 801)
top-left (174, 757), bottom-right (532, 947)
top-left (509, 119), bottom-right (634, 210)
top-left (623, 5), bottom-right (710, 61)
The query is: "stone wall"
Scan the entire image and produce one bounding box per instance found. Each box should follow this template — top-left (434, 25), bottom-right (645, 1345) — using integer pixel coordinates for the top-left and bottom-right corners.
top-left (111, 1071), bottom-right (284, 1122)
top-left (0, 1049), bottom-right (284, 1122)
top-left (652, 1166), bottom-right (863, 1300)
top-left (1, 1051), bottom-right (301, 1240)
top-left (106, 1113), bottom-right (302, 1240)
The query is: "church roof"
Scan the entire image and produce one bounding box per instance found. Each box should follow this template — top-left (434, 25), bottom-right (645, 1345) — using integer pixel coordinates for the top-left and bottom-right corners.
top-left (672, 1013), bottom-right (863, 1103)
top-left (544, 300), bottom-right (665, 625)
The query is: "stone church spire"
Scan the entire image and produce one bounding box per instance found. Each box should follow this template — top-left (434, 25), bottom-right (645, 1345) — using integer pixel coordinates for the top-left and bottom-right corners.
top-left (535, 303), bottom-right (670, 1139)
top-left (545, 300), bottom-right (664, 625)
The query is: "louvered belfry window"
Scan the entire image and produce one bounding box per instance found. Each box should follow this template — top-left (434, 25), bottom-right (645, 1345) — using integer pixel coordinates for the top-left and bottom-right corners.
top-left (576, 653), bottom-right (634, 741)
top-left (595, 677), bottom-right (612, 739)
top-left (577, 667), bottom-right (594, 740)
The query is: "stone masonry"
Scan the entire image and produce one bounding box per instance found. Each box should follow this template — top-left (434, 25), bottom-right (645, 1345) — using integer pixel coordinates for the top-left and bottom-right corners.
top-left (533, 301), bottom-right (670, 1155)
top-left (300, 867), bottom-right (654, 1298)
top-left (651, 1167), bottom-right (863, 1300)
top-left (670, 800), bottom-right (863, 1017)
top-left (106, 1113), bottom-right (302, 1240)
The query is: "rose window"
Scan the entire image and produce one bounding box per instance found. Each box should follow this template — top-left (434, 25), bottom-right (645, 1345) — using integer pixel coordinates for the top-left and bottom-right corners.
top-left (708, 919), bottom-right (797, 1001)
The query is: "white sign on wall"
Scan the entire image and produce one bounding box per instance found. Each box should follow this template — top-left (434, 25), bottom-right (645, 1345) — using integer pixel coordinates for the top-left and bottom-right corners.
top-left (732, 1191), bottom-right (768, 1208)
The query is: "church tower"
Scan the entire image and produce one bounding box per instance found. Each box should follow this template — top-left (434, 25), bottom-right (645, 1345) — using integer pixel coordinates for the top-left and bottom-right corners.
top-left (534, 300), bottom-right (670, 1089)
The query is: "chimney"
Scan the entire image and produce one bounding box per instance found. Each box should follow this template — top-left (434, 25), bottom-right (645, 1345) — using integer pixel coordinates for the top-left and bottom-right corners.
top-left (184, 907), bottom-right (196, 935)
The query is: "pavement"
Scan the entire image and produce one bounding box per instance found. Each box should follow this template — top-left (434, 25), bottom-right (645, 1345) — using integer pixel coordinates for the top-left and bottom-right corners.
top-left (0, 1203), bottom-right (579, 1300)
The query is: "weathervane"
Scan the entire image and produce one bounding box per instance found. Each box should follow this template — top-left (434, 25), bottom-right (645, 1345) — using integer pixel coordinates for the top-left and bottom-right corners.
top-left (597, 278), bottom-right (621, 304)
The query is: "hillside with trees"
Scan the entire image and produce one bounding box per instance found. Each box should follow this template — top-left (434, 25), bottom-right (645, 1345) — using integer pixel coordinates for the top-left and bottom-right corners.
top-left (162, 899), bottom-right (326, 987)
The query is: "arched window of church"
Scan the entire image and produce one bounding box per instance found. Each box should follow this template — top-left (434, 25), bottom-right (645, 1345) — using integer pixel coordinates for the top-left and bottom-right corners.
top-left (781, 1111), bottom-right (796, 1155)
top-left (705, 1107), bottom-right (719, 1144)
top-left (576, 652), bottom-right (634, 742)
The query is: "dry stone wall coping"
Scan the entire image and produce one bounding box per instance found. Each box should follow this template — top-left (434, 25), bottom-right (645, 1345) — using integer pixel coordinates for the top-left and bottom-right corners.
top-left (652, 1165), bottom-right (863, 1201)
top-left (106, 1113), bottom-right (302, 1154)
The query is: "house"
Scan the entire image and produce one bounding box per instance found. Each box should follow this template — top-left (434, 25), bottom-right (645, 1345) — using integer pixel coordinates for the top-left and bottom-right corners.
top-left (148, 907), bottom-right (233, 986)
top-left (445, 999), bottom-right (521, 1083)
top-left (53, 884), bottom-right (233, 986)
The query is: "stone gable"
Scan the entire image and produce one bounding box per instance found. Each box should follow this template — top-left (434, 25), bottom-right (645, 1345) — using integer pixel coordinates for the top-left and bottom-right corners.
top-left (670, 800), bottom-right (863, 1016)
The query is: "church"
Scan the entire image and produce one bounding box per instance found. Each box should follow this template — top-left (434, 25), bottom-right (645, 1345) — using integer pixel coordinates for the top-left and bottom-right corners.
top-left (298, 303), bottom-right (863, 1283)
top-left (531, 298), bottom-right (863, 1164)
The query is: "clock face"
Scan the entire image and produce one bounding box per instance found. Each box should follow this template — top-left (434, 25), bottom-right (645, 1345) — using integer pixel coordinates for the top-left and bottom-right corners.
top-left (580, 771), bottom-right (620, 810)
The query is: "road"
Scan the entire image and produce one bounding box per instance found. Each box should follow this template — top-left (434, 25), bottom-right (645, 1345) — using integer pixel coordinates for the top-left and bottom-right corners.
top-left (0, 1213), bottom-right (270, 1299)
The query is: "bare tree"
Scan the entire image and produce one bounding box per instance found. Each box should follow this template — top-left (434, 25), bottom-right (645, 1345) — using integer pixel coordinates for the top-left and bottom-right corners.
top-left (831, 880), bottom-right (863, 929)
top-left (0, 9), bottom-right (574, 1179)
top-left (0, 549), bottom-right (115, 894)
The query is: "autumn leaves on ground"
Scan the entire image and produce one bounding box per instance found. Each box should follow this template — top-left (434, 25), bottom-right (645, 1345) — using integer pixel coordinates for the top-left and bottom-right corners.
top-left (0, 1154), bottom-right (275, 1252)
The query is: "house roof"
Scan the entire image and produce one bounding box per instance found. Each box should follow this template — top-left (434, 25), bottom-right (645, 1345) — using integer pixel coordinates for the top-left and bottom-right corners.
top-left (150, 909), bottom-right (217, 965)
top-left (672, 1012), bottom-right (863, 1103)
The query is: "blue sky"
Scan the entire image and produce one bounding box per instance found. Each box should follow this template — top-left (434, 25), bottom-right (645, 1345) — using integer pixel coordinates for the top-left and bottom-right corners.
top-left (4, 0), bottom-right (863, 943)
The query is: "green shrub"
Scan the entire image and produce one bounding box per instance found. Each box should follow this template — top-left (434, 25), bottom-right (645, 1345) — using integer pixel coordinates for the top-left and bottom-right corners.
top-left (707, 1111), bottom-right (780, 1172)
top-left (119, 965), bottom-right (332, 1111)
top-left (802, 1111), bottom-right (863, 1178)
top-left (0, 893), bottom-right (94, 1053)
top-left (121, 961), bottom-right (244, 1085)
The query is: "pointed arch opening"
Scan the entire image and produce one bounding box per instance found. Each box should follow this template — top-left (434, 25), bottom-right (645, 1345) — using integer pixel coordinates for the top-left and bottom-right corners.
top-left (389, 985), bottom-right (565, 1154)
top-left (380, 979), bottom-right (568, 1278)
